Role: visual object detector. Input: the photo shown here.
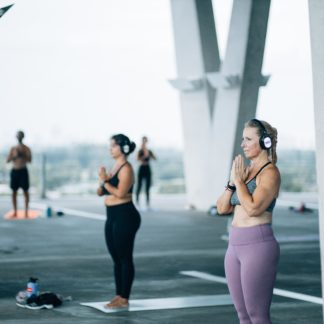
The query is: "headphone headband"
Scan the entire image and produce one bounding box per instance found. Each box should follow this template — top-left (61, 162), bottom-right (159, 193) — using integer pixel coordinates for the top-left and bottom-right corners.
top-left (251, 119), bottom-right (272, 149)
top-left (251, 119), bottom-right (266, 132)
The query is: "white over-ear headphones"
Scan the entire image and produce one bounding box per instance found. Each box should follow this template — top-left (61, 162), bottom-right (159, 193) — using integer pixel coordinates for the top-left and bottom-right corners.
top-left (122, 145), bottom-right (130, 154)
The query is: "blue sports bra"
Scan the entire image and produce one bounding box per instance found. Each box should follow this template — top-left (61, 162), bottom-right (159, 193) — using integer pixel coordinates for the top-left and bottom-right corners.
top-left (101, 162), bottom-right (133, 195)
top-left (230, 162), bottom-right (276, 213)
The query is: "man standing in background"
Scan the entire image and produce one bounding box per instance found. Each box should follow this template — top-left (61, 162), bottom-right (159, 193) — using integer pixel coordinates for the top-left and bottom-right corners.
top-left (6, 131), bottom-right (32, 218)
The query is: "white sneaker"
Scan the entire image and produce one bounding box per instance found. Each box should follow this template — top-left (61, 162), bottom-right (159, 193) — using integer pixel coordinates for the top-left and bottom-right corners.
top-left (16, 302), bottom-right (27, 308)
top-left (25, 303), bottom-right (54, 310)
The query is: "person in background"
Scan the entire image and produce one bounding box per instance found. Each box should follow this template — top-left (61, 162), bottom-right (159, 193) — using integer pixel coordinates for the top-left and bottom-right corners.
top-left (136, 136), bottom-right (156, 209)
top-left (6, 130), bottom-right (32, 218)
top-left (216, 119), bottom-right (280, 324)
top-left (97, 134), bottom-right (141, 309)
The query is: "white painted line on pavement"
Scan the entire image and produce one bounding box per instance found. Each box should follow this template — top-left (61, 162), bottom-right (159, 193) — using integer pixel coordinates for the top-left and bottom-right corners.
top-left (30, 203), bottom-right (105, 221)
top-left (180, 271), bottom-right (227, 284)
top-left (273, 288), bottom-right (323, 305)
top-left (57, 207), bottom-right (105, 220)
top-left (180, 271), bottom-right (323, 305)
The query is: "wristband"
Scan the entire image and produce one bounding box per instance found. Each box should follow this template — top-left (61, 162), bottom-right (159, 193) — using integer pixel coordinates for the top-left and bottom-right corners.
top-left (226, 181), bottom-right (236, 192)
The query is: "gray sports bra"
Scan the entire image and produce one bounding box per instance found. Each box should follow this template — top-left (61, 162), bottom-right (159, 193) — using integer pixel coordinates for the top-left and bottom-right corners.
top-left (230, 162), bottom-right (276, 213)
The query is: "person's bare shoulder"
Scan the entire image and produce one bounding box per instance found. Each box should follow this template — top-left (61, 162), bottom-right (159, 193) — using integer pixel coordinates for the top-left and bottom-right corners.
top-left (119, 162), bottom-right (134, 177)
top-left (258, 164), bottom-right (281, 185)
top-left (269, 164), bottom-right (280, 178)
top-left (22, 144), bottom-right (31, 151)
top-left (124, 162), bottom-right (133, 172)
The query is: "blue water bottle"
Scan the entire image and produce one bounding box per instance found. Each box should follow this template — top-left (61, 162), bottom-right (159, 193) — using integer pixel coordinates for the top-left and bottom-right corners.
top-left (46, 206), bottom-right (52, 218)
top-left (26, 277), bottom-right (39, 297)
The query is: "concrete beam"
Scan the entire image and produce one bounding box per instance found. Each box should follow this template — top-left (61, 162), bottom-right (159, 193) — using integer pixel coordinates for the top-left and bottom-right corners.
top-left (0, 4), bottom-right (14, 19)
top-left (168, 77), bottom-right (204, 92)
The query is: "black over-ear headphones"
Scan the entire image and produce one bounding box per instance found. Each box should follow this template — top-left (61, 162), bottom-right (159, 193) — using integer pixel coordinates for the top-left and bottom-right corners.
top-left (251, 119), bottom-right (272, 149)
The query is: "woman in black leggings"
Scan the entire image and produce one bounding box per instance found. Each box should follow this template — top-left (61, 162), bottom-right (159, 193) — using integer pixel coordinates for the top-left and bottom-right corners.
top-left (97, 134), bottom-right (141, 308)
top-left (136, 136), bottom-right (156, 209)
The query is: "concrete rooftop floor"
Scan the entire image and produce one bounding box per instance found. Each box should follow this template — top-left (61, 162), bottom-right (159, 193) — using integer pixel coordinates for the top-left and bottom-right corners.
top-left (0, 194), bottom-right (322, 323)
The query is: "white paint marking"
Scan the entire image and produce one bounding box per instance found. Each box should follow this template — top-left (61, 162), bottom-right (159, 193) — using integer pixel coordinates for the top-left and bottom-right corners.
top-left (276, 234), bottom-right (319, 243)
top-left (180, 271), bottom-right (323, 305)
top-left (273, 288), bottom-right (323, 305)
top-left (57, 207), bottom-right (105, 220)
top-left (180, 270), bottom-right (227, 284)
top-left (30, 203), bottom-right (105, 221)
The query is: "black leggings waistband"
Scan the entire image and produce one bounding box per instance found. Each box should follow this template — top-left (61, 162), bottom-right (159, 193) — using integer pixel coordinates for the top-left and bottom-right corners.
top-left (106, 201), bottom-right (140, 222)
top-left (106, 201), bottom-right (134, 211)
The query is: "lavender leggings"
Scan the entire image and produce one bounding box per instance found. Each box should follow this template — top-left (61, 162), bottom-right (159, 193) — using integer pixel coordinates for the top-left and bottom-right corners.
top-left (224, 224), bottom-right (280, 324)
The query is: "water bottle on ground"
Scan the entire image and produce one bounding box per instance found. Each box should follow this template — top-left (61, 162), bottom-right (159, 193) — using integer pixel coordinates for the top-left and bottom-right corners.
top-left (46, 206), bottom-right (52, 217)
top-left (26, 277), bottom-right (39, 297)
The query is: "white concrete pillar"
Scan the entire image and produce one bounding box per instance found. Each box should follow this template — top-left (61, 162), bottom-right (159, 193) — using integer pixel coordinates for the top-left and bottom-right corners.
top-left (170, 0), bottom-right (220, 209)
top-left (308, 0), bottom-right (324, 310)
top-left (211, 0), bottom-right (271, 197)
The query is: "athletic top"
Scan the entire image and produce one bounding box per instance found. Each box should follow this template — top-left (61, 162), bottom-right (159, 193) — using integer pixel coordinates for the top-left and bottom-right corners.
top-left (102, 162), bottom-right (133, 195)
top-left (138, 149), bottom-right (154, 163)
top-left (230, 162), bottom-right (276, 213)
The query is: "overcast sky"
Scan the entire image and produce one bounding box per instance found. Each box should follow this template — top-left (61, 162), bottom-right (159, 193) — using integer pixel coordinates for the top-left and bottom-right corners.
top-left (0, 0), bottom-right (315, 150)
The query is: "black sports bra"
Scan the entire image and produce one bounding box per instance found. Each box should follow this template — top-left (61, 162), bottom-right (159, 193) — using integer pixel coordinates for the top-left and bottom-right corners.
top-left (101, 162), bottom-right (133, 195)
top-left (138, 149), bottom-right (153, 163)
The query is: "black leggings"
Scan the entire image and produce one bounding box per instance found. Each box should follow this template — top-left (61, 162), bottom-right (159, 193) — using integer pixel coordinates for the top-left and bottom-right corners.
top-left (136, 165), bottom-right (151, 204)
top-left (105, 202), bottom-right (141, 299)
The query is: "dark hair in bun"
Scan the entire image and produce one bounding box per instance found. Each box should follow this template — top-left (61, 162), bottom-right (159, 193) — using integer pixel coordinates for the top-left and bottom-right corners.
top-left (111, 134), bottom-right (136, 156)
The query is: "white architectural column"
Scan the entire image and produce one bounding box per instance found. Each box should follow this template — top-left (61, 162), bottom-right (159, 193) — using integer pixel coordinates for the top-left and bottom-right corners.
top-left (308, 0), bottom-right (324, 310)
top-left (211, 0), bottom-right (271, 197)
top-left (170, 0), bottom-right (220, 209)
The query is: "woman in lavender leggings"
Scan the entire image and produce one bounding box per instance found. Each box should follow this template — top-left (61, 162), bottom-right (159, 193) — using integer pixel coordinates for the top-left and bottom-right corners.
top-left (216, 119), bottom-right (280, 324)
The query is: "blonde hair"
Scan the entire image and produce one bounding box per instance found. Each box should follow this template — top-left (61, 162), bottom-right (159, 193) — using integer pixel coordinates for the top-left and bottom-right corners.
top-left (245, 119), bottom-right (278, 164)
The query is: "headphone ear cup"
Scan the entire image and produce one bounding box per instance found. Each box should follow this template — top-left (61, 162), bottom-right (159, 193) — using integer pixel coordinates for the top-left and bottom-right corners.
top-left (122, 145), bottom-right (130, 154)
top-left (259, 134), bottom-right (272, 149)
top-left (263, 136), bottom-right (272, 149)
top-left (253, 119), bottom-right (272, 150)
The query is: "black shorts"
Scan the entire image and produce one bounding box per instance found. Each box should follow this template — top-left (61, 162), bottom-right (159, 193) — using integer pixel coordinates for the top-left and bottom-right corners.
top-left (10, 167), bottom-right (30, 191)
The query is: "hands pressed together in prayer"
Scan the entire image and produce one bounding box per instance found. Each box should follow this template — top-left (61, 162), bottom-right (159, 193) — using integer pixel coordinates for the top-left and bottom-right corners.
top-left (98, 166), bottom-right (111, 182)
top-left (230, 155), bottom-right (249, 185)
top-left (97, 166), bottom-right (111, 196)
